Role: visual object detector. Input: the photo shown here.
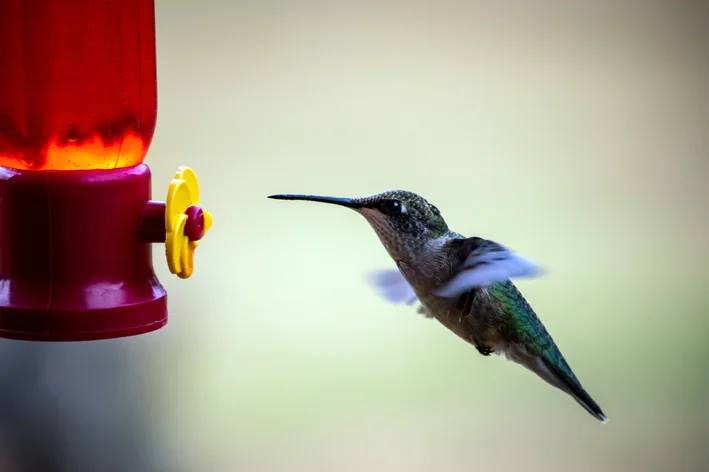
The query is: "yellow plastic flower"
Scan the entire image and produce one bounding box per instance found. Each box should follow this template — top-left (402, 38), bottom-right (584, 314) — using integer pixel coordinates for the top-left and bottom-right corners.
top-left (165, 166), bottom-right (212, 278)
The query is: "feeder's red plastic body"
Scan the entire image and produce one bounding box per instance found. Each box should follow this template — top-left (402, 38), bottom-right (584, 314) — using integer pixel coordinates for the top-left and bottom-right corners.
top-left (0, 0), bottom-right (157, 170)
top-left (0, 0), bottom-right (168, 341)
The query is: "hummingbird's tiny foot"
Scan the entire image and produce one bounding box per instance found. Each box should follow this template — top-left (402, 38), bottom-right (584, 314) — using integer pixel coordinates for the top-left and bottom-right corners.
top-left (476, 345), bottom-right (493, 356)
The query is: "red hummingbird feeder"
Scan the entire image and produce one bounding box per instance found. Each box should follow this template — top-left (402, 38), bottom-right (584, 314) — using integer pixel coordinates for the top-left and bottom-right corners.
top-left (0, 0), bottom-right (212, 341)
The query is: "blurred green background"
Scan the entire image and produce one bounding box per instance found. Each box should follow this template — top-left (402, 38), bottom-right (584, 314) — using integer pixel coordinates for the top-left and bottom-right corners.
top-left (2, 1), bottom-right (709, 471)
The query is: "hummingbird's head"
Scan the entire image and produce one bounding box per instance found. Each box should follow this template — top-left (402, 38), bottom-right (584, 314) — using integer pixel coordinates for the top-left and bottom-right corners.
top-left (268, 190), bottom-right (449, 262)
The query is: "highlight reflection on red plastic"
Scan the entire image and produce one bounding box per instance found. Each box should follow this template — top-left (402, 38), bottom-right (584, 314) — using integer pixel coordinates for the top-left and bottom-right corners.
top-left (0, 0), bottom-right (158, 171)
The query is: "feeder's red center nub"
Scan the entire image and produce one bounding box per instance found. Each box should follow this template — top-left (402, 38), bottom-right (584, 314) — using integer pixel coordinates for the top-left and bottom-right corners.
top-left (184, 206), bottom-right (206, 241)
top-left (0, 0), bottom-right (157, 171)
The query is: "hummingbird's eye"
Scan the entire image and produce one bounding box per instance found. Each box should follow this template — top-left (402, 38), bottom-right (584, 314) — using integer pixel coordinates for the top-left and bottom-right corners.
top-left (379, 199), bottom-right (406, 215)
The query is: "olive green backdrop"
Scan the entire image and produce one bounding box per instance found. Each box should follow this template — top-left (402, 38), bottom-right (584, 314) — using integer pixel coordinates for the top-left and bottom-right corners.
top-left (2, 1), bottom-right (707, 471)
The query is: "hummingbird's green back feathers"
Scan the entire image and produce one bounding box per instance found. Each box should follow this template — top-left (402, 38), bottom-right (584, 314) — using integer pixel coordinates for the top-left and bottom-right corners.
top-left (489, 281), bottom-right (608, 423)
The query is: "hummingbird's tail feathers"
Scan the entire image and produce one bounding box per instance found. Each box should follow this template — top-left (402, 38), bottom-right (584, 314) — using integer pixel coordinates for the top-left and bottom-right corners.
top-left (536, 358), bottom-right (608, 424)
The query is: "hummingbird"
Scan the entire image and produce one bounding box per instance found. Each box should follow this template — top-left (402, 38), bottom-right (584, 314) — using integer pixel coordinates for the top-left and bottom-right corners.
top-left (268, 190), bottom-right (608, 423)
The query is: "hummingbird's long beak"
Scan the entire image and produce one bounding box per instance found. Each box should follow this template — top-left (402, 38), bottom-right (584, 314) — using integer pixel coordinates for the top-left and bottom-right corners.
top-left (268, 194), bottom-right (363, 209)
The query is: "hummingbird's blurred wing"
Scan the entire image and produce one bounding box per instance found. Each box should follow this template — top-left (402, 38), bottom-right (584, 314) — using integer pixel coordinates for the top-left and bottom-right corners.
top-left (366, 269), bottom-right (433, 318)
top-left (433, 237), bottom-right (544, 298)
top-left (366, 269), bottom-right (418, 305)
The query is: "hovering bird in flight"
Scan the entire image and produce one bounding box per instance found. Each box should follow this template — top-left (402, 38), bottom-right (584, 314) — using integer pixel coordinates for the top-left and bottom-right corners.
top-left (269, 190), bottom-right (608, 423)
